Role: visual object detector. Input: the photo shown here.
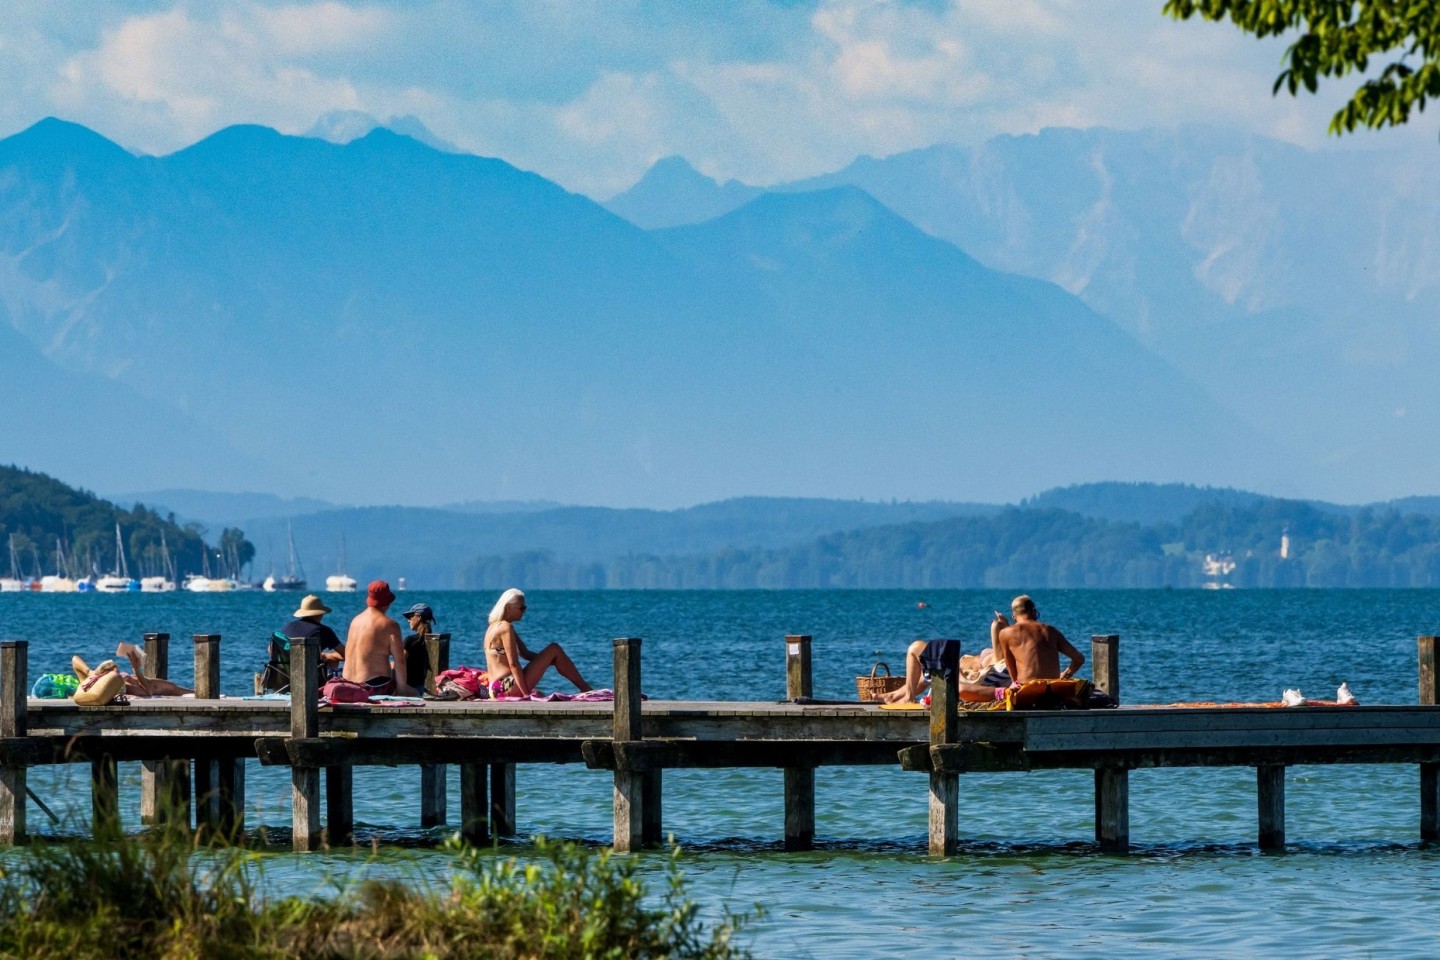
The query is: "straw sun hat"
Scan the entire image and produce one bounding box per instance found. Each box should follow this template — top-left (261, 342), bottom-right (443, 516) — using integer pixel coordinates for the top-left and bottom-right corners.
top-left (293, 595), bottom-right (332, 619)
top-left (73, 660), bottom-right (125, 706)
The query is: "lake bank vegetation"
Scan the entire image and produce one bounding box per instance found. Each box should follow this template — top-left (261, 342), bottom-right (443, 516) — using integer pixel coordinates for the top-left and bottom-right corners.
top-left (0, 827), bottom-right (749, 959)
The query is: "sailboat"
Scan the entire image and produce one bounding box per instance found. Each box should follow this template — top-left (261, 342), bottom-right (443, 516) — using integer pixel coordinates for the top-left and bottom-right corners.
top-left (26, 544), bottom-right (43, 591)
top-left (75, 544), bottom-right (96, 592)
top-left (41, 538), bottom-right (78, 592)
top-left (94, 524), bottom-right (138, 593)
top-left (270, 521), bottom-right (307, 591)
top-left (0, 536), bottom-right (24, 592)
top-left (141, 531), bottom-right (177, 592)
top-left (325, 535), bottom-right (357, 592)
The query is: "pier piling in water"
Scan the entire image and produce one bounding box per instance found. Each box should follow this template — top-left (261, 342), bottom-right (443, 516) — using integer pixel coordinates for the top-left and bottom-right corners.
top-left (612, 637), bottom-right (645, 852)
top-left (0, 641), bottom-right (26, 844)
top-left (1420, 636), bottom-right (1439, 841)
top-left (419, 633), bottom-right (450, 828)
top-left (192, 633), bottom-right (245, 836)
top-left (784, 634), bottom-right (815, 851)
top-left (926, 650), bottom-right (960, 856)
top-left (1090, 634), bottom-right (1129, 853)
top-left (140, 632), bottom-right (190, 827)
top-left (289, 635), bottom-right (322, 851)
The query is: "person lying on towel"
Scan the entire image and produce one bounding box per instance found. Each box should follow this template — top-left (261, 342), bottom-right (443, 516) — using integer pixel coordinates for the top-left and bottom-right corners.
top-left (879, 595), bottom-right (1083, 704)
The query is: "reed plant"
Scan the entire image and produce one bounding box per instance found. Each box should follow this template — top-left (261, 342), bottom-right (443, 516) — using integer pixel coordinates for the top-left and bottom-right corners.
top-left (0, 826), bottom-right (751, 960)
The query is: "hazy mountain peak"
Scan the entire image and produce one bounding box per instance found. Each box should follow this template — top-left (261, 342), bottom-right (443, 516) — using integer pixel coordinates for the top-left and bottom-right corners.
top-left (0, 117), bottom-right (134, 166)
top-left (605, 154), bottom-right (762, 228)
top-left (304, 110), bottom-right (457, 152)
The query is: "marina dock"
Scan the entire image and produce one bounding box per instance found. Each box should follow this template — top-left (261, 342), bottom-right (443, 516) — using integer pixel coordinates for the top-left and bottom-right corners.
top-left (2, 633), bottom-right (1440, 855)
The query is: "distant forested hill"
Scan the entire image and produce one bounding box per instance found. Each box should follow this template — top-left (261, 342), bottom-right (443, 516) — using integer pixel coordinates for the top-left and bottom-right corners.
top-left (0, 465), bottom-right (227, 579)
top-left (456, 498), bottom-right (1440, 590)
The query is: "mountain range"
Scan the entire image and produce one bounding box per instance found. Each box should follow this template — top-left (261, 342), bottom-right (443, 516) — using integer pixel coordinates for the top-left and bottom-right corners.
top-left (0, 118), bottom-right (1283, 509)
top-left (606, 129), bottom-right (1440, 502)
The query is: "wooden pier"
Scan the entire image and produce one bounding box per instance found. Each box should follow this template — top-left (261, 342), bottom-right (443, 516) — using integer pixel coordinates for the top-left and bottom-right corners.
top-left (2, 632), bottom-right (1440, 855)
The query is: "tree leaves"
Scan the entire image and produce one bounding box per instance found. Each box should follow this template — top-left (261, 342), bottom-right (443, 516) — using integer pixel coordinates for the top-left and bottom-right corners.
top-left (1164, 0), bottom-right (1440, 135)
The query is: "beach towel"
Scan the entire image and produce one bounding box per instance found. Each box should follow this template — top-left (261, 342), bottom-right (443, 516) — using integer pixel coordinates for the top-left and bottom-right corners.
top-left (490, 688), bottom-right (624, 702)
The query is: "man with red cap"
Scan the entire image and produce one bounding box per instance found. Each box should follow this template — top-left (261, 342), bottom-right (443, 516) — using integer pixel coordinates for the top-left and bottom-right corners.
top-left (342, 580), bottom-right (418, 696)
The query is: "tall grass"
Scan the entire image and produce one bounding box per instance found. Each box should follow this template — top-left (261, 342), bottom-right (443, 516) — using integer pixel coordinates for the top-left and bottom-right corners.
top-left (0, 827), bottom-right (752, 959)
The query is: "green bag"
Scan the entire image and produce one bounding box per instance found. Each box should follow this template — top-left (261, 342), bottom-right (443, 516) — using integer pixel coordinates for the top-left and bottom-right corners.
top-left (32, 673), bottom-right (80, 699)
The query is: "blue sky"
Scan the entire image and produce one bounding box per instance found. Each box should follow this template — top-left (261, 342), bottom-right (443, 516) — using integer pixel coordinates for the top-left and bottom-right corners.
top-left (0, 1), bottom-right (1408, 196)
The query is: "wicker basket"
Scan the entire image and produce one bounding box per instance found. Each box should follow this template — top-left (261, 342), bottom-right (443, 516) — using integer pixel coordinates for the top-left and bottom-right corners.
top-left (856, 662), bottom-right (904, 701)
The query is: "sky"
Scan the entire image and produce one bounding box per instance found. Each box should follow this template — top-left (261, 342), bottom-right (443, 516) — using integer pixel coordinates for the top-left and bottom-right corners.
top-left (0, 0), bottom-right (1414, 198)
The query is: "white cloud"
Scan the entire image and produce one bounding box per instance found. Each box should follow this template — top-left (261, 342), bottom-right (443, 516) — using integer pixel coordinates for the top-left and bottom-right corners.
top-left (2, 0), bottom-right (1429, 192)
top-left (48, 2), bottom-right (392, 150)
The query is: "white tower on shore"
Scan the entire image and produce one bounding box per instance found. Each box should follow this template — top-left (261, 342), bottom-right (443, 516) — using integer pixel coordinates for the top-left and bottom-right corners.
top-left (1280, 527), bottom-right (1290, 560)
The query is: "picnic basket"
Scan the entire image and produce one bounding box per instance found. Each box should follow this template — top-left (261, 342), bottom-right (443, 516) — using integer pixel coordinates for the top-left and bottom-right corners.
top-left (856, 662), bottom-right (904, 701)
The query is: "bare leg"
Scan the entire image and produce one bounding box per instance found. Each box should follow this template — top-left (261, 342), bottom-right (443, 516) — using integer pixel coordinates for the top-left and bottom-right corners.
top-left (958, 681), bottom-right (1006, 703)
top-left (120, 674), bottom-right (191, 698)
top-left (112, 643), bottom-right (191, 696)
top-left (115, 643), bottom-right (152, 695)
top-left (522, 643), bottom-right (592, 693)
top-left (878, 641), bottom-right (931, 704)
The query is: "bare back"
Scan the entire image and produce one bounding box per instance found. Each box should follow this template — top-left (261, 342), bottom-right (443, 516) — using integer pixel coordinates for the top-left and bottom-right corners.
top-left (998, 620), bottom-right (1079, 683)
top-left (343, 608), bottom-right (406, 686)
top-left (484, 620), bottom-right (525, 682)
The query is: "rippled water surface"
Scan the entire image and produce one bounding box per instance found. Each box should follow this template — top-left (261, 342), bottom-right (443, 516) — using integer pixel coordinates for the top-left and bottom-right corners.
top-left (3, 589), bottom-right (1438, 958)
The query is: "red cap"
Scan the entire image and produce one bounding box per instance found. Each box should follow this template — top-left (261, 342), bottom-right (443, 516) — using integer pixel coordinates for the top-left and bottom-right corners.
top-left (366, 580), bottom-right (395, 608)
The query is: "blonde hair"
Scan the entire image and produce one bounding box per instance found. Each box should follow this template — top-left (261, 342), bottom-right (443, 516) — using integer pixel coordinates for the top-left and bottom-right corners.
top-left (488, 588), bottom-right (525, 624)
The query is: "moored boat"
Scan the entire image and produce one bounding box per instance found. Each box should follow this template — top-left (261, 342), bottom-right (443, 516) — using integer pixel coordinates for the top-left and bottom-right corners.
top-left (94, 524), bottom-right (137, 592)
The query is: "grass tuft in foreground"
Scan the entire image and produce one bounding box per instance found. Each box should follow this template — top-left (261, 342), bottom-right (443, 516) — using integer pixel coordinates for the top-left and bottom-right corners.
top-left (0, 828), bottom-right (752, 959)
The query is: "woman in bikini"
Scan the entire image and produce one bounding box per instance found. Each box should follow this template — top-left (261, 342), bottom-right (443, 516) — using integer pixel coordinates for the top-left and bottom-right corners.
top-left (483, 588), bottom-right (593, 698)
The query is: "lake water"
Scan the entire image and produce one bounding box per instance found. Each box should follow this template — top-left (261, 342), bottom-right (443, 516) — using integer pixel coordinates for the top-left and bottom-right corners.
top-left (2, 588), bottom-right (1438, 958)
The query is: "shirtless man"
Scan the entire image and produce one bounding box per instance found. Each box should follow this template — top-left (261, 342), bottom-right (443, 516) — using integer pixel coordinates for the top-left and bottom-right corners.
top-left (342, 580), bottom-right (418, 696)
top-left (483, 588), bottom-right (592, 698)
top-left (991, 594), bottom-right (1084, 684)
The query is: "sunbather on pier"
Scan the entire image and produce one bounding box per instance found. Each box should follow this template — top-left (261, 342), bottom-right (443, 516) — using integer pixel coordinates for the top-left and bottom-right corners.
top-left (991, 595), bottom-right (1083, 684)
top-left (483, 588), bottom-right (592, 698)
top-left (878, 639), bottom-right (1010, 704)
top-left (342, 580), bottom-right (419, 696)
top-left (72, 642), bottom-right (192, 698)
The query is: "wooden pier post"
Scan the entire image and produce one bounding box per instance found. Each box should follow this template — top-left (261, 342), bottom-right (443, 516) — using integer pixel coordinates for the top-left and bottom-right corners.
top-left (139, 632), bottom-right (190, 828)
top-left (784, 634), bottom-right (815, 851)
top-left (458, 763), bottom-right (516, 842)
top-left (1091, 634), bottom-right (1129, 853)
top-left (1257, 764), bottom-right (1286, 850)
top-left (1094, 766), bottom-right (1129, 853)
top-left (197, 633), bottom-right (244, 837)
top-left (419, 633), bottom-right (450, 828)
top-left (0, 641), bottom-right (27, 845)
top-left (290, 635), bottom-right (322, 851)
top-left (1092, 634), bottom-right (1120, 703)
top-left (91, 756), bottom-right (119, 838)
top-left (420, 765), bottom-right (446, 829)
top-left (1419, 636), bottom-right (1439, 841)
top-left (192, 634), bottom-right (245, 837)
top-left (325, 767), bottom-right (354, 846)
top-left (460, 763), bottom-right (489, 845)
top-left (491, 764), bottom-right (517, 837)
top-left (927, 643), bottom-right (959, 856)
top-left (612, 637), bottom-right (645, 852)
